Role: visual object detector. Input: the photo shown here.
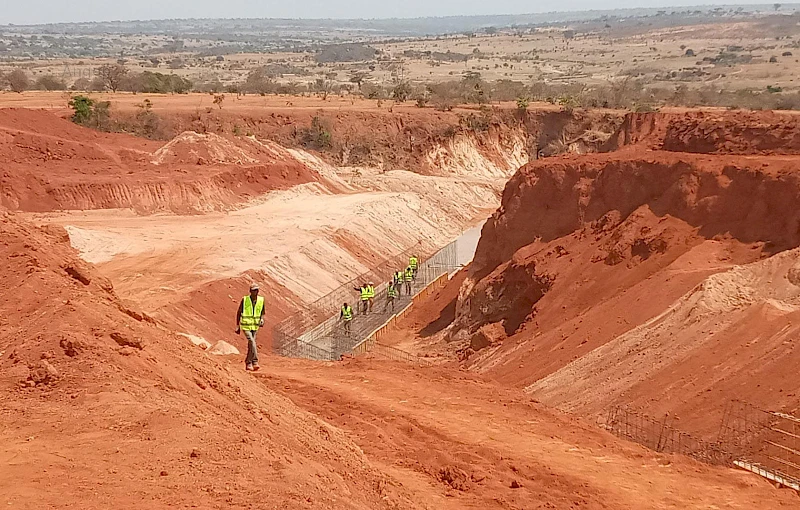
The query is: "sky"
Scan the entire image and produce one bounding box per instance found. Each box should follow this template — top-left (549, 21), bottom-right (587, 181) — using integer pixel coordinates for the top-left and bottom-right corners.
top-left (1, 0), bottom-right (790, 25)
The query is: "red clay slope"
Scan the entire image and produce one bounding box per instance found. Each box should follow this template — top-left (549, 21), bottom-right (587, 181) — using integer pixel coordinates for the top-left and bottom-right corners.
top-left (603, 110), bottom-right (800, 154)
top-left (0, 109), bottom-right (317, 213)
top-left (426, 111), bottom-right (800, 439)
top-left (0, 212), bottom-right (420, 509)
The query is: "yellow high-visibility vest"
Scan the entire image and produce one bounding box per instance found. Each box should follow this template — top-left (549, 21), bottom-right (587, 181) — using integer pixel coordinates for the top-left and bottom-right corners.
top-left (366, 285), bottom-right (375, 298)
top-left (409, 257), bottom-right (419, 269)
top-left (404, 267), bottom-right (414, 281)
top-left (341, 305), bottom-right (353, 321)
top-left (360, 287), bottom-right (370, 301)
top-left (240, 295), bottom-right (265, 331)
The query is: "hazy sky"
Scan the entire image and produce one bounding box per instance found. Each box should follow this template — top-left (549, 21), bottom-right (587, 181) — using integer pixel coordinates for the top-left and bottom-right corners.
top-left (1, 0), bottom-right (788, 25)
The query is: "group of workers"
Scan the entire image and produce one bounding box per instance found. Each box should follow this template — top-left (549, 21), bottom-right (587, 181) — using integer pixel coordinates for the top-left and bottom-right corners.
top-left (235, 255), bottom-right (421, 371)
top-left (340, 254), bottom-right (420, 336)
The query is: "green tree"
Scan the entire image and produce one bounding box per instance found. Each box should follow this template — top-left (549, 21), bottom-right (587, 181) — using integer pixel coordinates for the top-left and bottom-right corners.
top-left (69, 95), bottom-right (94, 124)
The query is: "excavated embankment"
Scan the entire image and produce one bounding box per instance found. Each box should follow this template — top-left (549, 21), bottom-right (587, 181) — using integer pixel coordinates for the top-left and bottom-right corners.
top-left (0, 212), bottom-right (422, 509)
top-left (405, 110), bottom-right (800, 439)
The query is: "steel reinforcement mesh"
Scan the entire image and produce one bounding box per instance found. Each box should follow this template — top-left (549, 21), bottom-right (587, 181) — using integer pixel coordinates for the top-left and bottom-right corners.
top-left (272, 239), bottom-right (459, 360)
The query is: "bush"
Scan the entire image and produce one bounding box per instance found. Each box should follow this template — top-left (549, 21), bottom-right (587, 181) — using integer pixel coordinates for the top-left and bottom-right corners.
top-left (34, 75), bottom-right (67, 91)
top-left (392, 81), bottom-right (412, 102)
top-left (300, 116), bottom-right (333, 150)
top-left (5, 69), bottom-right (30, 93)
top-left (68, 95), bottom-right (110, 129)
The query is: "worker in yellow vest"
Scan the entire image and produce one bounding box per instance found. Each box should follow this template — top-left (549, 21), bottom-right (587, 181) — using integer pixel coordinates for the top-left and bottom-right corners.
top-left (409, 255), bottom-right (419, 279)
top-left (404, 266), bottom-right (414, 295)
top-left (383, 279), bottom-right (397, 313)
top-left (235, 283), bottom-right (265, 371)
top-left (354, 282), bottom-right (370, 314)
top-left (340, 302), bottom-right (353, 336)
top-left (393, 270), bottom-right (404, 296)
top-left (367, 281), bottom-right (375, 312)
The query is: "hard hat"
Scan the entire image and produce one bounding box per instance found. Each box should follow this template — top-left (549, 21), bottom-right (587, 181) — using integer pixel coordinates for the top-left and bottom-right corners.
top-left (250, 283), bottom-right (260, 291)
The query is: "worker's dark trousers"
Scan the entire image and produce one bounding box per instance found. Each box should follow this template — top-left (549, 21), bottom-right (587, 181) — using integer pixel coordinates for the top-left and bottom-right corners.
top-left (244, 329), bottom-right (259, 366)
top-left (384, 297), bottom-right (395, 313)
top-left (361, 300), bottom-right (369, 314)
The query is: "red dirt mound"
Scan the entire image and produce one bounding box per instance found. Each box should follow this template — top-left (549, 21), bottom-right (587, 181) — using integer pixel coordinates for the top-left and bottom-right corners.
top-left (0, 109), bottom-right (317, 213)
top-left (603, 110), bottom-right (800, 154)
top-left (0, 212), bottom-right (418, 509)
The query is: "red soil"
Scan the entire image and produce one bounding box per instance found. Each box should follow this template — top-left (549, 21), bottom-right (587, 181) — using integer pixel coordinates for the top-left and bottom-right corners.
top-left (0, 109), bottom-right (317, 213)
top-left (604, 110), bottom-right (800, 154)
top-left (400, 110), bottom-right (800, 440)
top-left (5, 211), bottom-right (795, 509)
top-left (0, 212), bottom-right (420, 509)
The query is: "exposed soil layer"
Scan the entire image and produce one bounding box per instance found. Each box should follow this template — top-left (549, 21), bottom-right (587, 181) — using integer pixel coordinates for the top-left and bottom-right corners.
top-left (604, 110), bottom-right (800, 155)
top-left (0, 213), bottom-right (417, 509)
top-left (0, 109), bottom-right (318, 213)
top-left (394, 110), bottom-right (800, 440)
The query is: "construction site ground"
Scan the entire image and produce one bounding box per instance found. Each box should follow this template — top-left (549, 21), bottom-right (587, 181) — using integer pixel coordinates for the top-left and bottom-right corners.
top-left (3, 95), bottom-right (800, 508)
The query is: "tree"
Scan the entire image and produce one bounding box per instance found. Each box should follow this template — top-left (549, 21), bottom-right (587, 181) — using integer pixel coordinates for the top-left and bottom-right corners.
top-left (392, 81), bottom-right (412, 102)
top-left (68, 95), bottom-right (110, 129)
top-left (5, 69), bottom-right (30, 93)
top-left (97, 64), bottom-right (128, 92)
top-left (69, 95), bottom-right (94, 124)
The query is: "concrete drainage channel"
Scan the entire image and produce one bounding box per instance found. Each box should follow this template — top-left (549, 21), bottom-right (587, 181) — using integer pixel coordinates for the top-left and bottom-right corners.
top-left (272, 225), bottom-right (482, 363)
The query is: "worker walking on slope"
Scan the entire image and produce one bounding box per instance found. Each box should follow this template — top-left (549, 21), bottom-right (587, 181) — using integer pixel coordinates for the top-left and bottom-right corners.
top-left (394, 270), bottom-right (404, 296)
top-left (409, 254), bottom-right (419, 279)
top-left (354, 282), bottom-right (369, 315)
top-left (235, 283), bottom-right (265, 372)
top-left (367, 281), bottom-right (376, 312)
top-left (340, 302), bottom-right (353, 336)
top-left (404, 265), bottom-right (414, 295)
top-left (383, 279), bottom-right (397, 313)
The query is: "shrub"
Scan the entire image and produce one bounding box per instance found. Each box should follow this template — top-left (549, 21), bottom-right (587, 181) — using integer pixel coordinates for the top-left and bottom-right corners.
top-left (68, 95), bottom-right (110, 129)
top-left (34, 74), bottom-right (67, 91)
top-left (300, 116), bottom-right (333, 150)
top-left (5, 69), bottom-right (30, 93)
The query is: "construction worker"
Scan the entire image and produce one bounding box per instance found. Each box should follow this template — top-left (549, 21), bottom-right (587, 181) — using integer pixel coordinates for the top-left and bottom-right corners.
top-left (367, 281), bottom-right (375, 312)
top-left (404, 265), bottom-right (414, 295)
top-left (409, 254), bottom-right (419, 279)
top-left (340, 302), bottom-right (353, 336)
top-left (235, 283), bottom-right (265, 371)
top-left (383, 279), bottom-right (397, 313)
top-left (354, 282), bottom-right (369, 314)
top-left (394, 270), bottom-right (404, 296)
